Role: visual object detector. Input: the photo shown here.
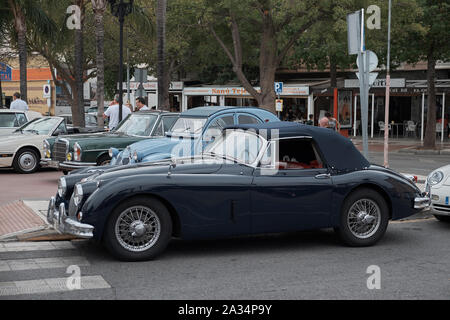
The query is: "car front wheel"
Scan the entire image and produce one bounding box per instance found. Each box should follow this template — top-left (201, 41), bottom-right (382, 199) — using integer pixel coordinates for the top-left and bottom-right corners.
top-left (335, 188), bottom-right (389, 247)
top-left (103, 197), bottom-right (173, 261)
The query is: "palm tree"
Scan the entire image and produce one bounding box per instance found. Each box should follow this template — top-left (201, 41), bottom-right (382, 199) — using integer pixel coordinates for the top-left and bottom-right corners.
top-left (2, 0), bottom-right (55, 102)
top-left (91, 0), bottom-right (107, 128)
top-left (73, 0), bottom-right (86, 127)
top-left (157, 0), bottom-right (169, 110)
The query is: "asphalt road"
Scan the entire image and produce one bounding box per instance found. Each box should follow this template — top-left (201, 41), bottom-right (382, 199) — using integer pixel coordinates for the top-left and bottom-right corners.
top-left (0, 218), bottom-right (449, 300)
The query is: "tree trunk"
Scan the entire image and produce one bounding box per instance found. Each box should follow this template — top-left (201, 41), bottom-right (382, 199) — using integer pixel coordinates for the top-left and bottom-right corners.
top-left (157, 0), bottom-right (169, 111)
top-left (15, 11), bottom-right (27, 102)
top-left (92, 0), bottom-right (106, 128)
top-left (423, 51), bottom-right (436, 149)
top-left (258, 11), bottom-right (277, 112)
top-left (330, 55), bottom-right (337, 88)
top-left (73, 0), bottom-right (85, 127)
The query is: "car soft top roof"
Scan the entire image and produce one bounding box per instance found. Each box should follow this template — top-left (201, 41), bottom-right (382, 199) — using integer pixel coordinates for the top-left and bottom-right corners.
top-left (225, 121), bottom-right (370, 172)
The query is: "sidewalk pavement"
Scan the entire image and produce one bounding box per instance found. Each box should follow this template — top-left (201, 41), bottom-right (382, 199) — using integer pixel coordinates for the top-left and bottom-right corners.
top-left (0, 200), bottom-right (76, 242)
top-left (351, 136), bottom-right (450, 155)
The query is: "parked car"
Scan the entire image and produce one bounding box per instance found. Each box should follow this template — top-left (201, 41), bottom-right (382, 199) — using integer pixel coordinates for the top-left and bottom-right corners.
top-left (0, 109), bottom-right (42, 135)
top-left (47, 121), bottom-right (430, 261)
top-left (41, 111), bottom-right (179, 172)
top-left (425, 165), bottom-right (450, 222)
top-left (109, 106), bottom-right (280, 166)
top-left (0, 116), bottom-right (71, 173)
top-left (59, 113), bottom-right (106, 133)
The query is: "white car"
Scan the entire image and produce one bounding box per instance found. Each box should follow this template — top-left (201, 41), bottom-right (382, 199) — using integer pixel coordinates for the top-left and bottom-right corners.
top-left (0, 109), bottom-right (42, 135)
top-left (0, 116), bottom-right (67, 173)
top-left (425, 165), bottom-right (450, 222)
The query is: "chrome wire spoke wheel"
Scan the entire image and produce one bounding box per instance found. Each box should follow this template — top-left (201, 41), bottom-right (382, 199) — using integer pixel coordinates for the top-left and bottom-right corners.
top-left (347, 199), bottom-right (381, 239)
top-left (114, 206), bottom-right (161, 252)
top-left (19, 152), bottom-right (36, 171)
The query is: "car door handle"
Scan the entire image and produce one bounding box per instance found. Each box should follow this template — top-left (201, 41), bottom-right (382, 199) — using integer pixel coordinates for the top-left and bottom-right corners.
top-left (315, 173), bottom-right (331, 179)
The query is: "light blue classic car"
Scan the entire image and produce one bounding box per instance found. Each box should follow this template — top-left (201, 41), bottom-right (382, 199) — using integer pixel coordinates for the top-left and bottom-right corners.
top-left (108, 106), bottom-right (280, 166)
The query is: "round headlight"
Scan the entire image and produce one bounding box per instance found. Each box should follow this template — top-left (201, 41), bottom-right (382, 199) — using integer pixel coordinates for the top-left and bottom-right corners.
top-left (57, 177), bottom-right (67, 197)
top-left (73, 183), bottom-right (83, 206)
top-left (133, 151), bottom-right (138, 162)
top-left (428, 171), bottom-right (444, 186)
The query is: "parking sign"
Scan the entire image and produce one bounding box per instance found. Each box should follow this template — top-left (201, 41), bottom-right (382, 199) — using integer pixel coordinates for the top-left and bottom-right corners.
top-left (274, 82), bottom-right (283, 94)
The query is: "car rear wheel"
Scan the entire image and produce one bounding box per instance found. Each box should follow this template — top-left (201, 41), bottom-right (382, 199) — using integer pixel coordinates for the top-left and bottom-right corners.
top-left (103, 197), bottom-right (172, 261)
top-left (335, 188), bottom-right (389, 247)
top-left (434, 215), bottom-right (450, 223)
top-left (13, 148), bottom-right (39, 174)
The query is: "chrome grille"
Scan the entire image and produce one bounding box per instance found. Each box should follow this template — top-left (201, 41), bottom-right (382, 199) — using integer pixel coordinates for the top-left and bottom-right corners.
top-left (53, 139), bottom-right (68, 162)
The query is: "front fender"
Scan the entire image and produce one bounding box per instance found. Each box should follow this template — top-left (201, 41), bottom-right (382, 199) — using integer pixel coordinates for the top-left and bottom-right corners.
top-left (80, 174), bottom-right (179, 240)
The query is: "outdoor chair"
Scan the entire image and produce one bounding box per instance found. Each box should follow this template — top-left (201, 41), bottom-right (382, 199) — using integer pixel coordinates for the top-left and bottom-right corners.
top-left (378, 121), bottom-right (391, 137)
top-left (406, 121), bottom-right (417, 138)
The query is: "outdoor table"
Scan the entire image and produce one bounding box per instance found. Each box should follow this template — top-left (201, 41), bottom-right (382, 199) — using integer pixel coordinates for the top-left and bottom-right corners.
top-left (391, 123), bottom-right (403, 139)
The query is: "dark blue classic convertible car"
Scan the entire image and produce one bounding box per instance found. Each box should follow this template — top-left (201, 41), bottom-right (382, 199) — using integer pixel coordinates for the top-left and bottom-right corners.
top-left (47, 122), bottom-right (430, 261)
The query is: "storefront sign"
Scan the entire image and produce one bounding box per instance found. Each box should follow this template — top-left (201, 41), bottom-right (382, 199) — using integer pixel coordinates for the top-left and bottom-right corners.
top-left (345, 78), bottom-right (405, 88)
top-left (183, 86), bottom-right (309, 96)
top-left (0, 62), bottom-right (12, 81)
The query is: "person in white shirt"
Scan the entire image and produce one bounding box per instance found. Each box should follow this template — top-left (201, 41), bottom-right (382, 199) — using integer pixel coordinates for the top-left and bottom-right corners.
top-left (103, 94), bottom-right (132, 130)
top-left (10, 92), bottom-right (29, 111)
top-left (135, 97), bottom-right (149, 111)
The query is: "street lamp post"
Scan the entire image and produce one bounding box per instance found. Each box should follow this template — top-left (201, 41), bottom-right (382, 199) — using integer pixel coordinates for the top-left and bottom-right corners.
top-left (108, 0), bottom-right (134, 122)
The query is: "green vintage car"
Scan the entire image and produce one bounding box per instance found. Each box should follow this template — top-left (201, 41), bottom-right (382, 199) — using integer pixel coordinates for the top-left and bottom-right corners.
top-left (41, 111), bottom-right (179, 172)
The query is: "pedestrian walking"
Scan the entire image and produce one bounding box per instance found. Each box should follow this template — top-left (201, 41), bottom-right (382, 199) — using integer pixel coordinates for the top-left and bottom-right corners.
top-left (9, 92), bottom-right (28, 111)
top-left (325, 112), bottom-right (341, 131)
top-left (103, 94), bottom-right (132, 130)
top-left (135, 97), bottom-right (149, 111)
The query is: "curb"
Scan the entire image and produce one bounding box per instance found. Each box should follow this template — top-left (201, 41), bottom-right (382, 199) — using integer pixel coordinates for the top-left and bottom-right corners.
top-left (398, 148), bottom-right (450, 155)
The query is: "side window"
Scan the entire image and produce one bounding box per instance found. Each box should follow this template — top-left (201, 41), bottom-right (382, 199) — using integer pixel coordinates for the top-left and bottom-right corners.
top-left (272, 138), bottom-right (323, 170)
top-left (162, 116), bottom-right (178, 132)
top-left (55, 121), bottom-right (68, 134)
top-left (16, 113), bottom-right (28, 126)
top-left (238, 114), bottom-right (260, 125)
top-left (152, 120), bottom-right (164, 136)
top-left (203, 115), bottom-right (234, 143)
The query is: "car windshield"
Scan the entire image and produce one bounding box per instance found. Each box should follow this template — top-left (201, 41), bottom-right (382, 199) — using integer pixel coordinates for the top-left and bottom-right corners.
top-left (18, 117), bottom-right (60, 135)
top-left (114, 114), bottom-right (158, 136)
top-left (204, 130), bottom-right (264, 165)
top-left (169, 117), bottom-right (207, 135)
top-left (0, 113), bottom-right (19, 127)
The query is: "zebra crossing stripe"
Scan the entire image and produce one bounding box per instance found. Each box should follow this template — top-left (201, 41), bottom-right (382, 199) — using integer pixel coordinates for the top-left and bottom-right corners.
top-left (0, 256), bottom-right (89, 272)
top-left (0, 241), bottom-right (75, 253)
top-left (0, 276), bottom-right (111, 296)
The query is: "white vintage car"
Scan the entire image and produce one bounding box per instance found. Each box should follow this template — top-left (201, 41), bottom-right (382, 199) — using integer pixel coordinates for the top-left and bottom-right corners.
top-left (0, 109), bottom-right (42, 135)
top-left (426, 165), bottom-right (450, 222)
top-left (0, 116), bottom-right (67, 173)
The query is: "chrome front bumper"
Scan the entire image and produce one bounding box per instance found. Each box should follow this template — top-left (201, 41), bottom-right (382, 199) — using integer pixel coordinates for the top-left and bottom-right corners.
top-left (47, 197), bottom-right (94, 238)
top-left (414, 196), bottom-right (431, 210)
top-left (58, 161), bottom-right (97, 171)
